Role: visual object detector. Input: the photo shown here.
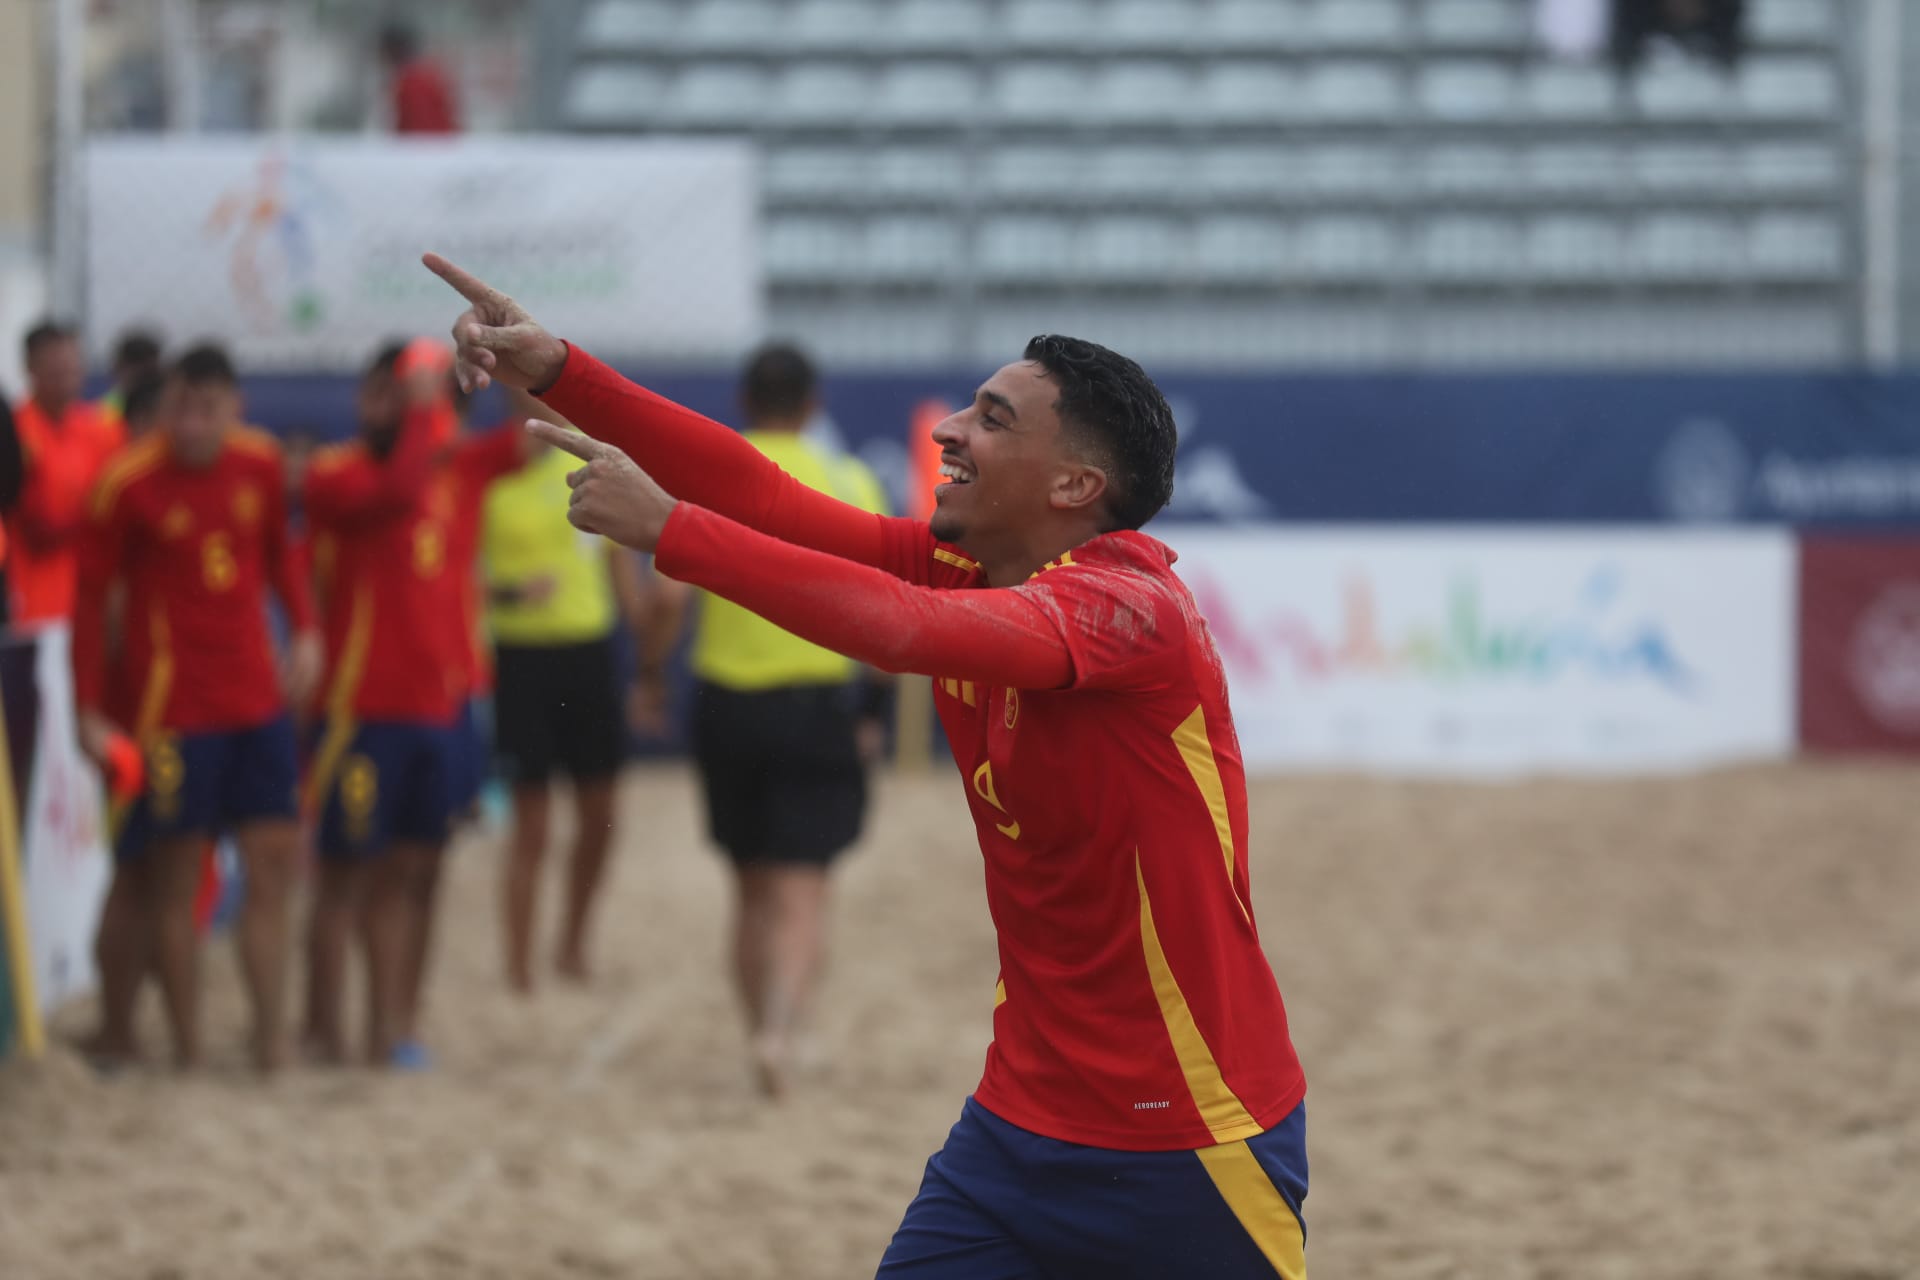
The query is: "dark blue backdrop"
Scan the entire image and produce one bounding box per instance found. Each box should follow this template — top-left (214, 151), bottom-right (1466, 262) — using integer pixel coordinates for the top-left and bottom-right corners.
top-left (221, 366), bottom-right (1920, 529)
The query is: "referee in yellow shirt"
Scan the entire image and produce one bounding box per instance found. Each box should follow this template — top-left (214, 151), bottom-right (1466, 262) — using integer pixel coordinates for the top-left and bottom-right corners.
top-left (482, 427), bottom-right (655, 994)
top-left (689, 343), bottom-right (890, 1095)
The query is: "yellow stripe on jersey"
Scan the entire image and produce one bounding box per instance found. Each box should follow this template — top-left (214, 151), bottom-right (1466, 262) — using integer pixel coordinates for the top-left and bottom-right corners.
top-left (226, 424), bottom-right (281, 457)
top-left (1135, 851), bottom-right (1263, 1145)
top-left (1195, 1140), bottom-right (1308, 1280)
top-left (1172, 704), bottom-right (1252, 925)
top-left (994, 979), bottom-right (1007, 1009)
top-left (88, 437), bottom-right (167, 519)
top-left (303, 587), bottom-right (372, 812)
top-left (932, 547), bottom-right (980, 574)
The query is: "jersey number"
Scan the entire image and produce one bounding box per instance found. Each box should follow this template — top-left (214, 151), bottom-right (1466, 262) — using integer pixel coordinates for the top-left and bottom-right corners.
top-left (971, 760), bottom-right (1021, 841)
top-left (201, 532), bottom-right (237, 592)
top-left (413, 523), bottom-right (445, 577)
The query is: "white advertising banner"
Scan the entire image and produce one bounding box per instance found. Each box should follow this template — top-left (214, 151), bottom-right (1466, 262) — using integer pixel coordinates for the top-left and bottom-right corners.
top-left (1169, 527), bottom-right (1797, 776)
top-left (19, 626), bottom-right (111, 1010)
top-left (85, 135), bottom-right (760, 370)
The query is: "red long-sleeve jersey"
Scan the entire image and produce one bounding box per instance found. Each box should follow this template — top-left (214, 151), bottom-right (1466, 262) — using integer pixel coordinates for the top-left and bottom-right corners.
top-left (544, 347), bottom-right (1305, 1152)
top-left (12, 399), bottom-right (126, 624)
top-left (303, 409), bottom-right (466, 725)
top-left (74, 427), bottom-right (313, 734)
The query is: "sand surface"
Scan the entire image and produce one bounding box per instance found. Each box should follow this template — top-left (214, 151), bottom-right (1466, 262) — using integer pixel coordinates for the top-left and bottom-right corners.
top-left (2, 761), bottom-right (1916, 1279)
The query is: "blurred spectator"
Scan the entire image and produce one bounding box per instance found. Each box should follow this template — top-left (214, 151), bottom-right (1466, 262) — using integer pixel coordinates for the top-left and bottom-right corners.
top-left (8, 322), bottom-right (126, 625)
top-left (1612, 0), bottom-right (1745, 70)
top-left (117, 372), bottom-right (167, 442)
top-left (99, 330), bottom-right (164, 429)
top-left (379, 22), bottom-right (460, 135)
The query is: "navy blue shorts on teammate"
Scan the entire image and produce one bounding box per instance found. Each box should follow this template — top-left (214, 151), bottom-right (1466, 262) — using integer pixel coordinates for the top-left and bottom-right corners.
top-left (307, 720), bottom-right (455, 859)
top-left (116, 716), bottom-right (298, 861)
top-left (878, 1098), bottom-right (1308, 1280)
top-left (445, 698), bottom-right (489, 818)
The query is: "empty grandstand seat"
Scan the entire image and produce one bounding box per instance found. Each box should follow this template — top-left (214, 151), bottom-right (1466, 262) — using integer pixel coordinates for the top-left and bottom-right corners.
top-left (994, 62), bottom-right (1092, 126)
top-left (1748, 213), bottom-right (1842, 280)
top-left (1194, 215), bottom-right (1292, 281)
top-left (789, 1), bottom-right (881, 52)
top-left (773, 64), bottom-right (873, 127)
top-left (578, 0), bottom-right (677, 52)
top-left (660, 64), bottom-right (767, 128)
top-left (1092, 61), bottom-right (1195, 127)
top-left (1008, 0), bottom-right (1099, 51)
top-left (985, 146), bottom-right (1088, 198)
top-left (1299, 216), bottom-right (1399, 280)
top-left (1633, 214), bottom-right (1745, 280)
top-left (870, 146), bottom-right (964, 198)
top-left (1418, 62), bottom-right (1518, 120)
top-left (1421, 0), bottom-right (1526, 48)
top-left (1633, 61), bottom-right (1736, 120)
top-left (1199, 62), bottom-right (1300, 126)
top-left (566, 66), bottom-right (664, 128)
top-left (873, 62), bottom-right (979, 126)
top-left (765, 214), bottom-right (863, 283)
top-left (1090, 146), bottom-right (1189, 199)
top-left (1308, 62), bottom-right (1403, 121)
top-left (1307, 0), bottom-right (1407, 49)
top-left (1523, 143), bottom-right (1622, 194)
top-left (1524, 65), bottom-right (1619, 120)
top-left (1741, 142), bottom-right (1839, 193)
top-left (1419, 217), bottom-right (1526, 282)
top-left (679, 1), bottom-right (782, 52)
top-left (1737, 58), bottom-right (1839, 120)
top-left (1304, 144), bottom-right (1401, 198)
top-left (888, 0), bottom-right (988, 50)
top-left (1527, 216), bottom-right (1624, 282)
top-left (1209, 1), bottom-right (1304, 51)
top-left (1420, 145), bottom-right (1515, 196)
top-left (1632, 144), bottom-right (1735, 193)
top-left (1195, 146), bottom-right (1297, 198)
top-left (1750, 0), bottom-right (1833, 45)
top-left (864, 215), bottom-right (964, 283)
top-left (979, 216), bottom-right (1080, 282)
top-left (765, 146), bottom-right (868, 199)
top-left (1106, 1), bottom-right (1196, 52)
top-left (1085, 217), bottom-right (1186, 282)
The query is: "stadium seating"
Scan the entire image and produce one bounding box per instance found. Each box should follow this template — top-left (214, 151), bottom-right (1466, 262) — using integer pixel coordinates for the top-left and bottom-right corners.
top-left (556, 0), bottom-right (1856, 365)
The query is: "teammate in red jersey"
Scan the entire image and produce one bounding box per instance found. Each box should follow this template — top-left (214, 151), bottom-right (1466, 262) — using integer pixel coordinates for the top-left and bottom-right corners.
top-left (74, 345), bottom-right (321, 1071)
top-left (428, 258), bottom-right (1310, 1277)
top-left (301, 342), bottom-right (470, 1067)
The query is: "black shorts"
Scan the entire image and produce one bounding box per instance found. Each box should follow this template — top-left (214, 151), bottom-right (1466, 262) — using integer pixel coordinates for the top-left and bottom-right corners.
top-left (493, 636), bottom-right (625, 784)
top-left (692, 680), bottom-right (867, 867)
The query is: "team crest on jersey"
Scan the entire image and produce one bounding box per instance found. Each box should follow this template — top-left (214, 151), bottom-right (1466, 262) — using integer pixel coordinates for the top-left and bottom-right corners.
top-left (232, 484), bottom-right (263, 527)
top-left (161, 504), bottom-right (194, 539)
top-left (1004, 688), bottom-right (1019, 730)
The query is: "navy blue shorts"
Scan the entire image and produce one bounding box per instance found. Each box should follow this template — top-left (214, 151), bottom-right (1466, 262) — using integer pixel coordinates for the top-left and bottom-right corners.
top-left (878, 1098), bottom-right (1308, 1280)
top-left (116, 716), bottom-right (298, 860)
top-left (445, 698), bottom-right (490, 817)
top-left (306, 720), bottom-right (455, 859)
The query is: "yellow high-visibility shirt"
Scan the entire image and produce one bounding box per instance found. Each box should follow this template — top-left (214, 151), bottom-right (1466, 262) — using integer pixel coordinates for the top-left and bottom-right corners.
top-left (482, 445), bottom-right (615, 646)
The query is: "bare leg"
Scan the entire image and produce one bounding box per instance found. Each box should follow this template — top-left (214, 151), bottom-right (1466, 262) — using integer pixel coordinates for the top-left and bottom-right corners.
top-left (231, 820), bottom-right (298, 1073)
top-left (753, 865), bottom-right (833, 1095)
top-left (398, 841), bottom-right (448, 1045)
top-left (304, 860), bottom-right (362, 1066)
top-left (731, 865), bottom-right (776, 1034)
top-left (84, 858), bottom-right (153, 1063)
top-left (556, 776), bottom-right (617, 983)
top-left (363, 842), bottom-right (430, 1065)
top-left (502, 783), bottom-right (550, 995)
top-left (149, 835), bottom-right (206, 1069)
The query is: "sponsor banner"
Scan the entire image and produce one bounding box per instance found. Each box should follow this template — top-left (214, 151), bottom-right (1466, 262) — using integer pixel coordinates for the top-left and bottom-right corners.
top-left (15, 627), bottom-right (111, 1012)
top-left (85, 136), bottom-right (760, 371)
top-left (1797, 539), bottom-right (1920, 753)
top-left (1171, 528), bottom-right (1797, 775)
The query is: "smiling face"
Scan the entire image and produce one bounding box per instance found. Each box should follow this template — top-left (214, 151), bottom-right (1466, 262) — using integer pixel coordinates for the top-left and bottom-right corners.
top-left (928, 360), bottom-right (1111, 560)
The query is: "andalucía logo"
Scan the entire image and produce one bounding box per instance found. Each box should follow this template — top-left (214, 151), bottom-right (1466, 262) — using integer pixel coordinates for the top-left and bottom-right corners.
top-left (1193, 568), bottom-right (1697, 694)
top-left (1849, 583), bottom-right (1920, 734)
top-left (203, 150), bottom-right (340, 334)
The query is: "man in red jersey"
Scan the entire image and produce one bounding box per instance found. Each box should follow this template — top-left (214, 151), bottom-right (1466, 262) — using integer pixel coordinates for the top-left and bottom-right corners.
top-left (301, 342), bottom-right (468, 1067)
top-left (74, 345), bottom-right (321, 1071)
top-left (427, 256), bottom-right (1310, 1278)
top-left (12, 321), bottom-right (125, 625)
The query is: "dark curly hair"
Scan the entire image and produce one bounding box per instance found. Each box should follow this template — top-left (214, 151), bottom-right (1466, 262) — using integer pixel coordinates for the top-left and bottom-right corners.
top-left (1023, 334), bottom-right (1176, 531)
